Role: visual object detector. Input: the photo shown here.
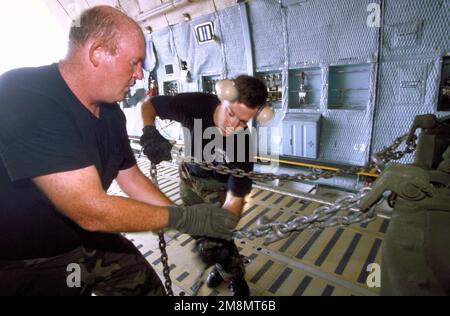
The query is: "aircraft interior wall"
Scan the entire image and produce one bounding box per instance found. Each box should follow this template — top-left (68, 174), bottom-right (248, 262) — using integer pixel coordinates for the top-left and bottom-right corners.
top-left (143, 0), bottom-right (449, 168)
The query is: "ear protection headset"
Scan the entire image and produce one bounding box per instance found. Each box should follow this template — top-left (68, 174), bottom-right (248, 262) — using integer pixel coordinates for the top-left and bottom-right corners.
top-left (215, 79), bottom-right (274, 124)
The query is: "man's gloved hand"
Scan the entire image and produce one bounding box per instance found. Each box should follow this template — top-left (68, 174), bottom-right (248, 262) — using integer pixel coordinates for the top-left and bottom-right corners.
top-left (167, 203), bottom-right (238, 240)
top-left (140, 125), bottom-right (173, 164)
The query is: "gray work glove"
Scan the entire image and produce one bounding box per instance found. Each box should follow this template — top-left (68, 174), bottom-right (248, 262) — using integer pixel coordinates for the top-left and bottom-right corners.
top-left (140, 125), bottom-right (173, 164)
top-left (167, 203), bottom-right (238, 240)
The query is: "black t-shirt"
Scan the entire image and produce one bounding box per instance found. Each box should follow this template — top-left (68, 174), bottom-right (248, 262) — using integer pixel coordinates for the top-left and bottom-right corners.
top-left (0, 64), bottom-right (136, 260)
top-left (152, 93), bottom-right (254, 197)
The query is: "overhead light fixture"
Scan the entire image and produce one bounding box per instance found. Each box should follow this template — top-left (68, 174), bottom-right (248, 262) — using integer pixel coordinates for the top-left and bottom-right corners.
top-left (183, 13), bottom-right (191, 22)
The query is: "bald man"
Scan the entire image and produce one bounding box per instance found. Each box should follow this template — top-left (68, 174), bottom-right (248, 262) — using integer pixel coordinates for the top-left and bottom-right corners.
top-left (0, 6), bottom-right (236, 296)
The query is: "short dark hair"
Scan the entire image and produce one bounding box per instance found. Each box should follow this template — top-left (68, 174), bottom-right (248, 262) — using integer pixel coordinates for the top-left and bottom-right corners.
top-left (69, 6), bottom-right (135, 53)
top-left (235, 75), bottom-right (268, 109)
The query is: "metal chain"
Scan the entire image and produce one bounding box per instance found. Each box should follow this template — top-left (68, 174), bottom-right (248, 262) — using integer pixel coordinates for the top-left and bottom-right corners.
top-left (233, 186), bottom-right (376, 244)
top-left (157, 232), bottom-right (174, 296)
top-left (150, 163), bottom-right (174, 296)
top-left (175, 133), bottom-right (417, 184)
top-left (370, 133), bottom-right (417, 173)
top-left (172, 133), bottom-right (417, 244)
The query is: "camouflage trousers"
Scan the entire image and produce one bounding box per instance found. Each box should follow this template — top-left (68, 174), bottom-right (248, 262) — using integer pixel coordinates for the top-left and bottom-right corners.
top-left (0, 235), bottom-right (165, 296)
top-left (179, 166), bottom-right (245, 281)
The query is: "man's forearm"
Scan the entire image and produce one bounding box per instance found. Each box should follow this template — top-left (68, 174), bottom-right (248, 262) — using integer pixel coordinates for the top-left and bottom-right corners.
top-left (33, 165), bottom-right (236, 240)
top-left (141, 97), bottom-right (157, 126)
top-left (116, 165), bottom-right (172, 206)
top-left (33, 165), bottom-right (170, 233)
top-left (83, 194), bottom-right (170, 232)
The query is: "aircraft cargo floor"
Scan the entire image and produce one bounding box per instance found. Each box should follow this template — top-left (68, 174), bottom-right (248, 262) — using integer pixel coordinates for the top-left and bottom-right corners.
top-left (107, 156), bottom-right (386, 296)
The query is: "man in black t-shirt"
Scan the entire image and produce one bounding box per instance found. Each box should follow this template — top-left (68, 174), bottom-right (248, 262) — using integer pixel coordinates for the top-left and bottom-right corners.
top-left (140, 76), bottom-right (268, 296)
top-left (0, 6), bottom-right (237, 296)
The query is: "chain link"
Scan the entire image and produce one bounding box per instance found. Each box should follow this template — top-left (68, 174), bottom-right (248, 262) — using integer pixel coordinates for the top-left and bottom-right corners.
top-left (233, 187), bottom-right (376, 244)
top-left (157, 232), bottom-right (174, 296)
top-left (150, 163), bottom-right (174, 296)
top-left (172, 132), bottom-right (417, 244)
top-left (370, 133), bottom-right (417, 173)
top-left (175, 133), bottom-right (417, 184)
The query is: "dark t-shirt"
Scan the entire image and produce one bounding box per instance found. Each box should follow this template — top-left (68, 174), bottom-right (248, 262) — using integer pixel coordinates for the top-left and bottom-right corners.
top-left (0, 64), bottom-right (136, 260)
top-left (151, 93), bottom-right (254, 197)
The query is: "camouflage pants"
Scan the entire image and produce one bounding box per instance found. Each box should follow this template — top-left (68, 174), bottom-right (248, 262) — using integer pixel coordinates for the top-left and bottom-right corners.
top-left (0, 235), bottom-right (165, 296)
top-left (179, 167), bottom-right (245, 281)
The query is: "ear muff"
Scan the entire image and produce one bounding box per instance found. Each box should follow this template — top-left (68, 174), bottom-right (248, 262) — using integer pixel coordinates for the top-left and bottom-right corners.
top-left (215, 79), bottom-right (239, 102)
top-left (255, 103), bottom-right (274, 124)
top-left (215, 79), bottom-right (274, 124)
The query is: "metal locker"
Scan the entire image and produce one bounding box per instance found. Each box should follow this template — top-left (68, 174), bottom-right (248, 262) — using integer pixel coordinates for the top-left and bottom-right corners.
top-left (282, 114), bottom-right (321, 159)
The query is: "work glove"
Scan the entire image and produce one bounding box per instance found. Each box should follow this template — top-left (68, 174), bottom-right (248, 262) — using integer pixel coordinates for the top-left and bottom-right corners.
top-left (167, 203), bottom-right (238, 240)
top-left (140, 125), bottom-right (173, 164)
